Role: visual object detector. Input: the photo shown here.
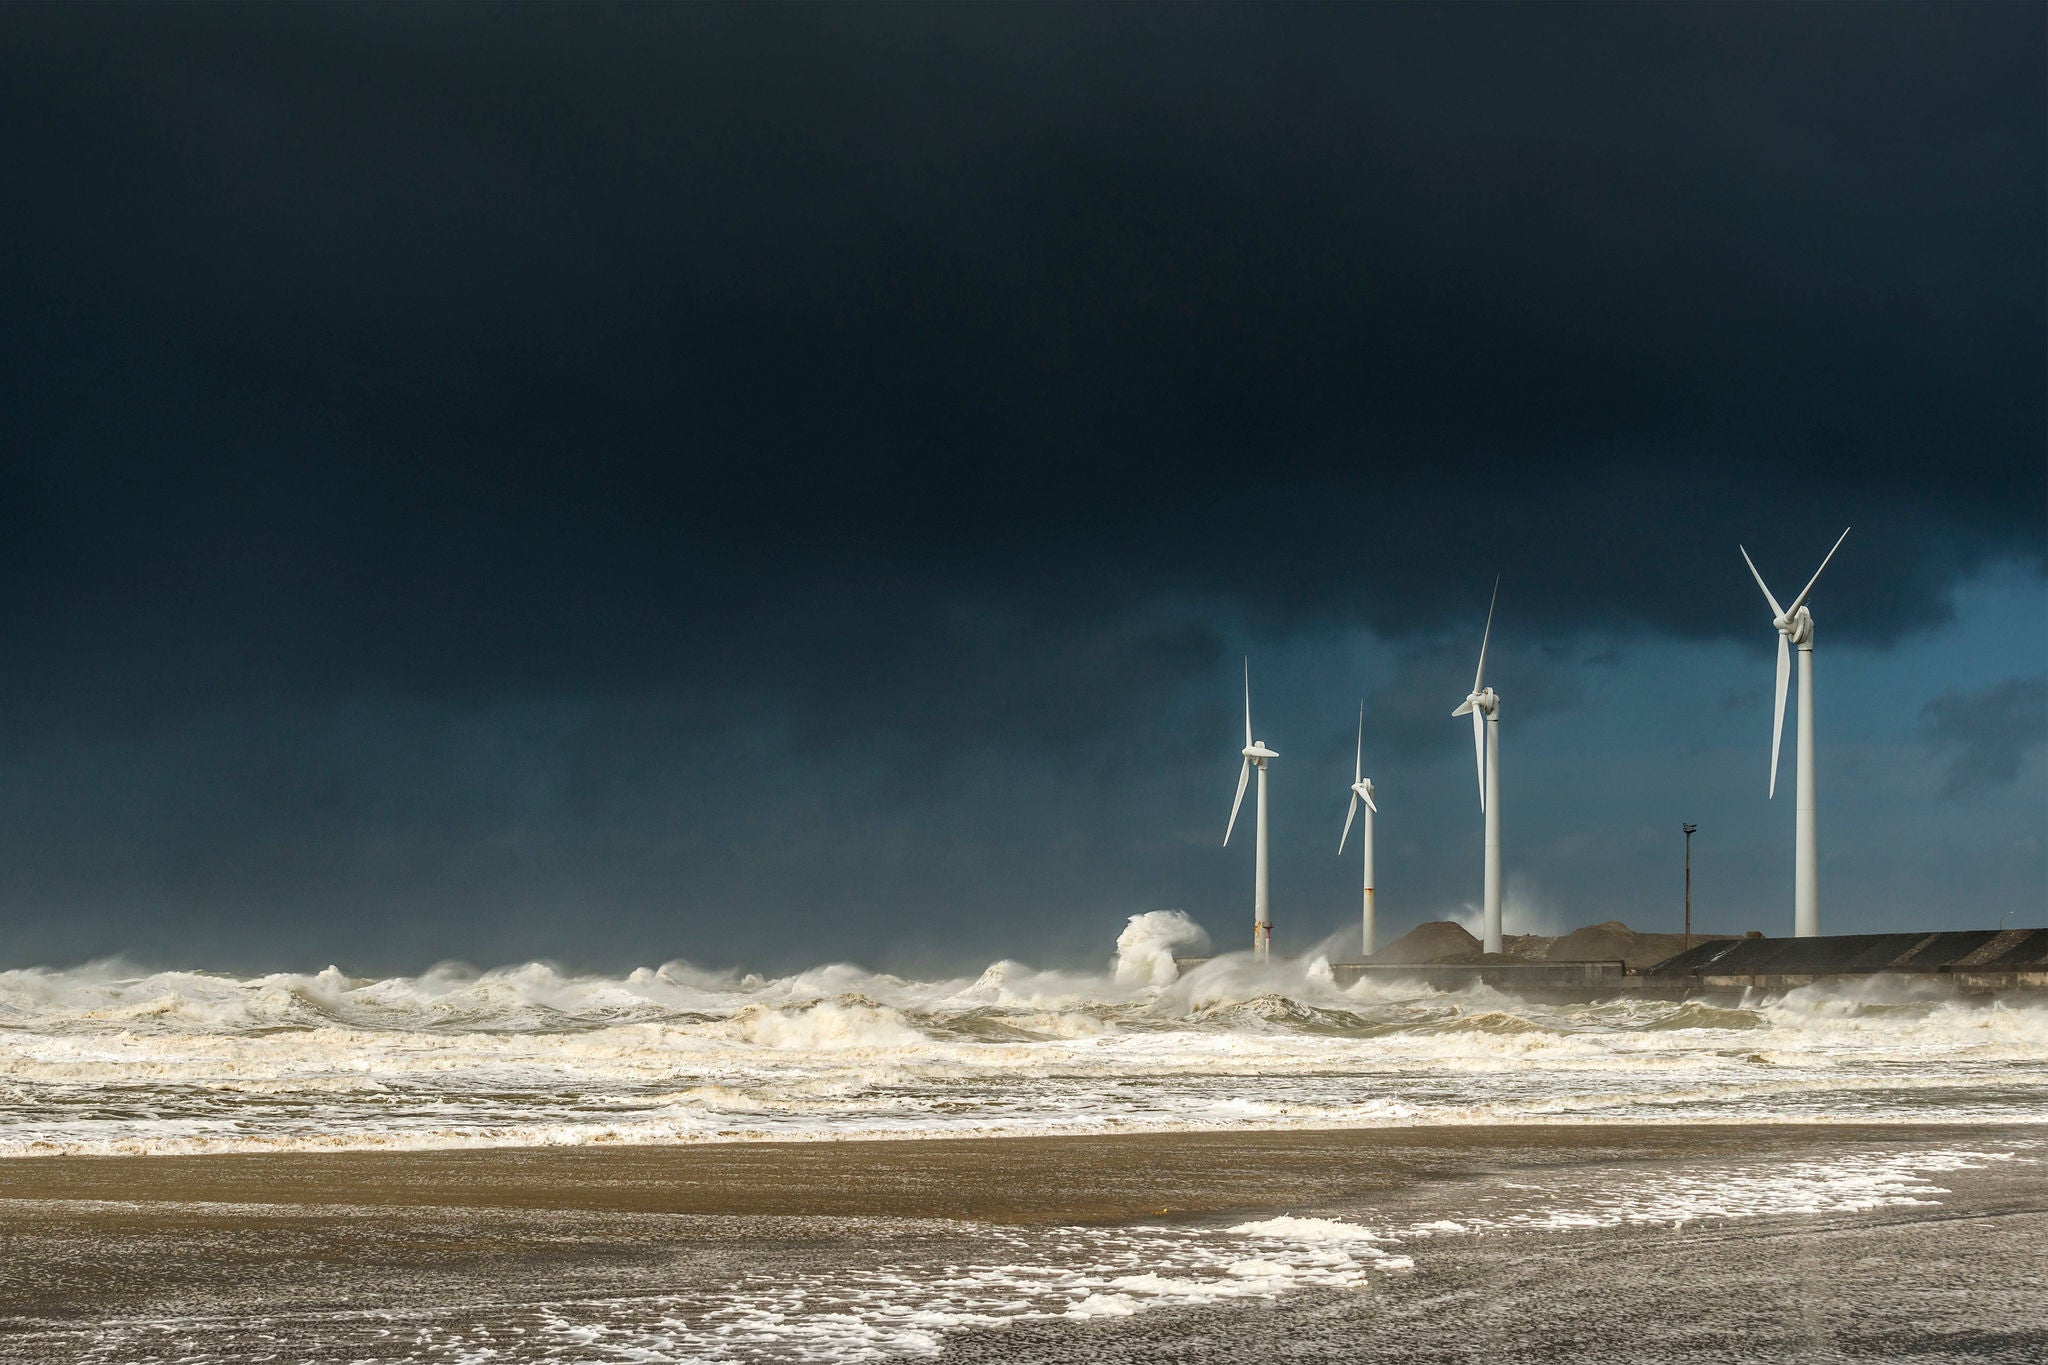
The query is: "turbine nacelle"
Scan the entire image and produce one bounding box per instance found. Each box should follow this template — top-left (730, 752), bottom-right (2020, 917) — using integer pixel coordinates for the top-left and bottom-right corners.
top-left (1452, 686), bottom-right (1499, 720)
top-left (1242, 740), bottom-right (1278, 765)
top-left (1774, 605), bottom-right (1814, 646)
top-left (1349, 776), bottom-right (1377, 816)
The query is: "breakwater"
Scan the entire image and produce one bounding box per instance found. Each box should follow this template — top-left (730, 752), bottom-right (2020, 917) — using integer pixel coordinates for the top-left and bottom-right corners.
top-left (1634, 927), bottom-right (2048, 997)
top-left (1178, 927), bottom-right (2048, 998)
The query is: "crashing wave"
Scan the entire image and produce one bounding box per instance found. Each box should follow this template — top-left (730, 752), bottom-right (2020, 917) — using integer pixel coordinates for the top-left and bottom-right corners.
top-left (2, 920), bottom-right (2045, 1158)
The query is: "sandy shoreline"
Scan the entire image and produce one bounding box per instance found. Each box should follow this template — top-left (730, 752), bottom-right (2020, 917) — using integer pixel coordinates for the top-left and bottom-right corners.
top-left (4, 1121), bottom-right (2042, 1362)
top-left (0, 1120), bottom-right (2034, 1223)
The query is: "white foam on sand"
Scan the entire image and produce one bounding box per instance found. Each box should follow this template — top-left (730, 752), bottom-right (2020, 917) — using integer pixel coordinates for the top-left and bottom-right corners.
top-left (1445, 1146), bottom-right (2021, 1233)
top-left (68, 1144), bottom-right (2008, 1365)
top-left (1227, 1214), bottom-right (1389, 1243)
top-left (440, 1214), bottom-right (1415, 1362)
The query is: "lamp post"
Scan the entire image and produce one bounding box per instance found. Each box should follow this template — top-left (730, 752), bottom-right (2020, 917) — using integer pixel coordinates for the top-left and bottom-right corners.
top-left (1682, 823), bottom-right (1697, 951)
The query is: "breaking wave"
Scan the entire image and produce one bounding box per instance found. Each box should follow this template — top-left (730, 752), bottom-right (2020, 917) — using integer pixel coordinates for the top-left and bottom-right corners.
top-left (2, 912), bottom-right (2044, 1157)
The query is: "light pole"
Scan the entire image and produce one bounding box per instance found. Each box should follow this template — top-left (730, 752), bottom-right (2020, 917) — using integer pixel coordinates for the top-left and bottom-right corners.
top-left (1682, 823), bottom-right (1697, 951)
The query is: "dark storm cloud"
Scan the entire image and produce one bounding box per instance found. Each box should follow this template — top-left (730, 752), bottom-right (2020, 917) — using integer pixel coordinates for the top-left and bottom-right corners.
top-left (4, 5), bottom-right (2041, 698)
top-left (1921, 675), bottom-right (2048, 797)
top-left (1365, 626), bottom-right (1588, 764)
top-left (0, 4), bottom-right (2039, 966)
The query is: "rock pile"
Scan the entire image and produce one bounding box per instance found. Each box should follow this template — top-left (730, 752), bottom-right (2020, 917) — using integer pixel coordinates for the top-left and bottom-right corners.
top-left (1368, 918), bottom-right (1741, 970)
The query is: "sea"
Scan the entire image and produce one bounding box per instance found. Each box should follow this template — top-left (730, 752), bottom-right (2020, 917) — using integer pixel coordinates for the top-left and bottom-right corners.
top-left (2, 910), bottom-right (2044, 1362)
top-left (4, 911), bottom-right (2043, 1158)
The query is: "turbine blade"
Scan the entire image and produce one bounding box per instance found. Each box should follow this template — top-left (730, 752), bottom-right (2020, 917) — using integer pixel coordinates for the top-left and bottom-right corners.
top-left (1452, 699), bottom-right (1475, 717)
top-left (1225, 757), bottom-right (1252, 845)
top-left (1739, 545), bottom-right (1786, 621)
top-left (1470, 705), bottom-right (1487, 810)
top-left (1363, 786), bottom-right (1378, 814)
top-left (1243, 657), bottom-right (1253, 749)
top-left (1473, 576), bottom-right (1499, 692)
top-left (1339, 792), bottom-right (1357, 855)
top-left (1787, 526), bottom-right (1851, 615)
top-left (1769, 631), bottom-right (1790, 799)
top-left (1354, 700), bottom-right (1364, 784)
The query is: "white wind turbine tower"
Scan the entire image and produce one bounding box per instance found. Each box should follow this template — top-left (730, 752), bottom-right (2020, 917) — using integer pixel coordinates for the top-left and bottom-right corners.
top-left (1451, 580), bottom-right (1503, 954)
top-left (1739, 526), bottom-right (1851, 938)
top-left (1338, 700), bottom-right (1379, 956)
top-left (1224, 659), bottom-right (1279, 962)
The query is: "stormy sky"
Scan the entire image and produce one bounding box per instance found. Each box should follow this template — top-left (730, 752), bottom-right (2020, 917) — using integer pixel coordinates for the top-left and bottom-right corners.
top-left (1, 3), bottom-right (2042, 975)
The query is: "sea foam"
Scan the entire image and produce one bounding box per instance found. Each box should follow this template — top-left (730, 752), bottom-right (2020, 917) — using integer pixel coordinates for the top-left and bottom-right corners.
top-left (2, 923), bottom-right (2045, 1157)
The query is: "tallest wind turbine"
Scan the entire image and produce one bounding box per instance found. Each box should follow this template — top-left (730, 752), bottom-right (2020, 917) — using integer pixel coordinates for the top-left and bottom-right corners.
top-left (1740, 527), bottom-right (1851, 938)
top-left (1224, 659), bottom-right (1278, 961)
top-left (1338, 701), bottom-right (1379, 955)
top-left (1451, 580), bottom-right (1503, 954)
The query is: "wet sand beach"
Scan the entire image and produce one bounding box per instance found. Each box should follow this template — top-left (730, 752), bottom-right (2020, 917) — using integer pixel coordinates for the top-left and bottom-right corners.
top-left (0, 1121), bottom-right (1972, 1224)
top-left (3, 1122), bottom-right (2043, 1362)
top-left (935, 1174), bottom-right (2048, 1364)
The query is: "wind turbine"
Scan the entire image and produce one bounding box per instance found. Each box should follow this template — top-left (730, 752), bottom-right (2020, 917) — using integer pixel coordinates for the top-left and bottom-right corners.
top-left (1338, 700), bottom-right (1379, 956)
top-left (1451, 580), bottom-right (1503, 954)
top-left (1739, 526), bottom-right (1850, 938)
top-left (1224, 658), bottom-right (1279, 961)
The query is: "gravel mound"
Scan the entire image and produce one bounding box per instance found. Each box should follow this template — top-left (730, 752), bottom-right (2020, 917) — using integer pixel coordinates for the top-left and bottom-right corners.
top-left (1369, 920), bottom-right (1482, 964)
